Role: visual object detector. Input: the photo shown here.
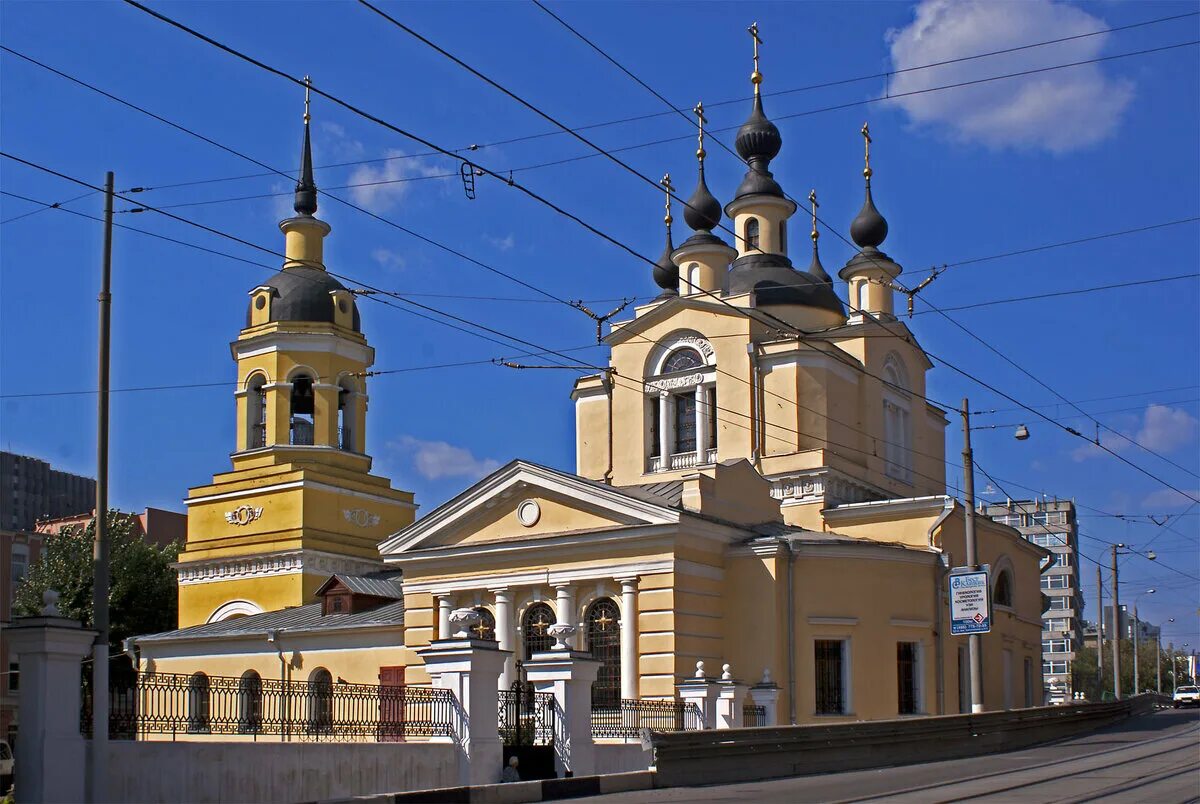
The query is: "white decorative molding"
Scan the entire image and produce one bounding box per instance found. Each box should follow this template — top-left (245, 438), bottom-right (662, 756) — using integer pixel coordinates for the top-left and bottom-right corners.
top-left (207, 599), bottom-right (265, 623)
top-left (224, 505), bottom-right (264, 526)
top-left (175, 549), bottom-right (384, 586)
top-left (342, 508), bottom-right (381, 528)
top-left (807, 616), bottom-right (859, 626)
top-left (187, 480), bottom-right (416, 510)
top-left (769, 468), bottom-right (885, 507)
top-left (516, 499), bottom-right (541, 527)
top-left (645, 372), bottom-right (708, 393)
top-left (890, 618), bottom-right (933, 629)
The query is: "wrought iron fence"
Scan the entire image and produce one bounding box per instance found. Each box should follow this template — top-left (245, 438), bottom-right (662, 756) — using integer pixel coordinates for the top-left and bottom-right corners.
top-left (498, 688), bottom-right (556, 746)
top-left (743, 703), bottom-right (767, 727)
top-left (80, 672), bottom-right (456, 742)
top-left (591, 698), bottom-right (702, 738)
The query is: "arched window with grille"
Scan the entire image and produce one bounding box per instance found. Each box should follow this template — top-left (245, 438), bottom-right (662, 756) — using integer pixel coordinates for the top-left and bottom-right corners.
top-left (647, 342), bottom-right (717, 470)
top-left (472, 607), bottom-right (497, 641)
top-left (994, 569), bottom-right (1014, 608)
top-left (586, 598), bottom-right (621, 708)
top-left (187, 672), bottom-right (211, 733)
top-left (745, 217), bottom-right (760, 251)
top-left (238, 670), bottom-right (263, 733)
top-left (246, 374), bottom-right (268, 449)
top-left (307, 668), bottom-right (333, 734)
top-left (522, 603), bottom-right (557, 659)
top-left (289, 372), bottom-right (316, 446)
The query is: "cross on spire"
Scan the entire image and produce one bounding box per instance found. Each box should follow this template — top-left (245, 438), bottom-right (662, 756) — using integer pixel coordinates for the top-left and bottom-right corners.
top-left (808, 189), bottom-right (820, 243)
top-left (693, 101), bottom-right (707, 162)
top-left (661, 173), bottom-right (674, 228)
top-left (861, 122), bottom-right (873, 180)
top-left (748, 22), bottom-right (763, 93)
top-left (303, 75), bottom-right (312, 124)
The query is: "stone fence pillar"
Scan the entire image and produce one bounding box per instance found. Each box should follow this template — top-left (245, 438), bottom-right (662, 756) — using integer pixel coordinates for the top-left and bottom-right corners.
top-left (526, 624), bottom-right (602, 778)
top-left (6, 593), bottom-right (97, 803)
top-left (750, 668), bottom-right (781, 727)
top-left (417, 609), bottom-right (509, 786)
top-left (676, 661), bottom-right (720, 729)
top-left (715, 664), bottom-right (748, 730)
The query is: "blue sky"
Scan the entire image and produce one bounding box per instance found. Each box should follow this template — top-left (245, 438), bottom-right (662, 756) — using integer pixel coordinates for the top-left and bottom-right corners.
top-left (1, 1), bottom-right (1197, 649)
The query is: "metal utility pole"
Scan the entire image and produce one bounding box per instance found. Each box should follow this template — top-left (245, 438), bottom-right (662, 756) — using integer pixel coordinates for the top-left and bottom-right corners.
top-left (92, 171), bottom-right (114, 803)
top-left (1096, 563), bottom-right (1104, 684)
top-left (1133, 607), bottom-right (1140, 695)
top-left (1156, 632), bottom-right (1162, 694)
top-left (1110, 545), bottom-right (1121, 699)
top-left (961, 398), bottom-right (984, 713)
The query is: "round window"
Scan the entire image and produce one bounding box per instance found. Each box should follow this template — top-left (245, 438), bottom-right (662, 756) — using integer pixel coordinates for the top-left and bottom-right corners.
top-left (516, 499), bottom-right (541, 527)
top-left (255, 296), bottom-right (266, 310)
top-left (338, 299), bottom-right (348, 314)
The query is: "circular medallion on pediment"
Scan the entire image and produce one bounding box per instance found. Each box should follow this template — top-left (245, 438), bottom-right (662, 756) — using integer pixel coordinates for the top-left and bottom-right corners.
top-left (516, 499), bottom-right (541, 527)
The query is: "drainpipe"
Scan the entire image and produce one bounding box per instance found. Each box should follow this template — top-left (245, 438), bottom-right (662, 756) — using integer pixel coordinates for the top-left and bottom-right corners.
top-left (747, 343), bottom-right (761, 468)
top-left (603, 369), bottom-right (614, 485)
top-left (786, 540), bottom-right (797, 725)
top-left (929, 498), bottom-right (955, 716)
top-left (267, 629), bottom-right (287, 740)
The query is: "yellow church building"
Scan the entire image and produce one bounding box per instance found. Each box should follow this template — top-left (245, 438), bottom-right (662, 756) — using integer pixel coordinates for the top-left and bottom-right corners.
top-left (136, 43), bottom-right (1048, 728)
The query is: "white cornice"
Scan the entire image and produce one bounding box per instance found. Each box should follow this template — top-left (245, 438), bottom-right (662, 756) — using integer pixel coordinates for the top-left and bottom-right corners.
top-left (403, 555), bottom-right (722, 596)
top-left (231, 331), bottom-right (373, 365)
top-left (378, 461), bottom-right (679, 555)
top-left (822, 495), bottom-right (953, 524)
top-left (790, 541), bottom-right (937, 566)
top-left (808, 616), bottom-right (859, 626)
top-left (186, 479), bottom-right (415, 510)
top-left (175, 548), bottom-right (384, 586)
top-left (387, 526), bottom-right (677, 569)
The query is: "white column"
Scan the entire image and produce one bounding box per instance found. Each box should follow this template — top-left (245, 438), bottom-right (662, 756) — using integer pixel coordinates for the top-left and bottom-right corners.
top-left (677, 661), bottom-right (719, 729)
top-left (619, 577), bottom-right (639, 700)
top-left (493, 588), bottom-right (515, 689)
top-left (437, 595), bottom-right (452, 640)
top-left (694, 384), bottom-right (708, 463)
top-left (751, 668), bottom-right (781, 726)
top-left (6, 600), bottom-right (97, 804)
top-left (658, 391), bottom-right (671, 465)
top-left (555, 584), bottom-right (579, 649)
top-left (715, 664), bottom-right (749, 729)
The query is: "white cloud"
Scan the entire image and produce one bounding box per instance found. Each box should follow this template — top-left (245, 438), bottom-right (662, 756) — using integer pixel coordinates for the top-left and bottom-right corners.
top-left (484, 233), bottom-right (516, 252)
top-left (1141, 487), bottom-right (1200, 510)
top-left (347, 149), bottom-right (449, 213)
top-left (885, 0), bottom-right (1134, 153)
top-left (320, 122), bottom-right (365, 161)
top-left (1072, 404), bottom-right (1199, 462)
top-left (269, 181), bottom-right (293, 221)
top-left (391, 436), bottom-right (500, 481)
top-left (371, 248), bottom-right (406, 272)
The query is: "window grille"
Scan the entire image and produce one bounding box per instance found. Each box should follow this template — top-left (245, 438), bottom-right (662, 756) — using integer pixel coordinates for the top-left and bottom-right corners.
top-left (586, 598), bottom-right (622, 709)
top-left (814, 640), bottom-right (845, 715)
top-left (897, 642), bottom-right (919, 714)
top-left (662, 348), bottom-right (704, 374)
top-left (522, 603), bottom-right (556, 659)
top-left (745, 218), bottom-right (760, 250)
top-left (675, 394), bottom-right (697, 454)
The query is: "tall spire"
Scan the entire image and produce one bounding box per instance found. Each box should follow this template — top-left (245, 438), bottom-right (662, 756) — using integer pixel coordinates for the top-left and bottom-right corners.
top-left (684, 102), bottom-right (722, 232)
top-left (849, 122), bottom-right (888, 249)
top-left (733, 23), bottom-right (783, 200)
top-left (807, 189), bottom-right (831, 282)
top-left (653, 173), bottom-right (679, 294)
top-left (294, 76), bottom-right (318, 217)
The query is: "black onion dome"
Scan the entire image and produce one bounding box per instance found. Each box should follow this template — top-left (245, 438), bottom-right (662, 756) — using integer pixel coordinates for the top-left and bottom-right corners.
top-left (653, 230), bottom-right (678, 295)
top-left (808, 246), bottom-right (832, 283)
top-left (850, 182), bottom-right (888, 249)
top-left (735, 94), bottom-right (782, 164)
top-left (294, 121), bottom-right (318, 217)
top-left (246, 265), bottom-right (360, 331)
top-left (728, 253), bottom-right (845, 315)
top-left (684, 164), bottom-right (722, 232)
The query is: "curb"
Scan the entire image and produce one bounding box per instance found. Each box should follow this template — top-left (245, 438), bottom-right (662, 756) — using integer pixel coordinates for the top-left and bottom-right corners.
top-left (316, 771), bottom-right (656, 804)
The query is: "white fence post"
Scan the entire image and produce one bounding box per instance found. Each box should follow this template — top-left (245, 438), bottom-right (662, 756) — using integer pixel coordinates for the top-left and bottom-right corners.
top-left (5, 592), bottom-right (97, 803)
top-left (417, 609), bottom-right (508, 786)
top-left (750, 668), bottom-right (781, 726)
top-left (676, 661), bottom-right (720, 729)
top-left (525, 624), bottom-right (602, 778)
top-left (715, 664), bottom-right (748, 729)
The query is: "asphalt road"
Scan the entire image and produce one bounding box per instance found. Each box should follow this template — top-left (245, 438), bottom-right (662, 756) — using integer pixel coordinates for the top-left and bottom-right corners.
top-left (582, 709), bottom-right (1200, 803)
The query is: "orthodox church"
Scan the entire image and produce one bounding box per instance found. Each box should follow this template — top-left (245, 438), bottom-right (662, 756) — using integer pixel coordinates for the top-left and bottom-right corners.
top-left (137, 37), bottom-right (1047, 725)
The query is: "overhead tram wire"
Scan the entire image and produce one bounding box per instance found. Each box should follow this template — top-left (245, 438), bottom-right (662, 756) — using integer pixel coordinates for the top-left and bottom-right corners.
top-left (909, 274), bottom-right (1199, 314)
top-left (130, 0), bottom-right (1197, 503)
top-left (522, 6), bottom-right (1200, 500)
top-left (42, 7), bottom-right (1194, 194)
top-left (0, 188), bottom-right (98, 224)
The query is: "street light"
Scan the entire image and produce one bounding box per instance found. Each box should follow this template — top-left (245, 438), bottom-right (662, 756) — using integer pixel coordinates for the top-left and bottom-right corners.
top-left (1133, 588), bottom-right (1156, 695)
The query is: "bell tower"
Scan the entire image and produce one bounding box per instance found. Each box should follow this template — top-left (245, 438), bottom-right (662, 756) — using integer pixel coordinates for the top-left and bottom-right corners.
top-left (176, 83), bottom-right (416, 627)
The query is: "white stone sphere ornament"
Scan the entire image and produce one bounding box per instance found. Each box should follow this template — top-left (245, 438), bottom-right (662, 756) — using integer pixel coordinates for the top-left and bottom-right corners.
top-left (721, 663), bottom-right (733, 681)
top-left (547, 623), bottom-right (576, 650)
top-left (694, 660), bottom-right (706, 679)
top-left (449, 608), bottom-right (482, 638)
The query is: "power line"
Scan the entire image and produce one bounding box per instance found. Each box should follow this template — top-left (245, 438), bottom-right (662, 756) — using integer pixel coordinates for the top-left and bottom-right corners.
top-left (0, 189), bottom-right (97, 224)
top-left (978, 385), bottom-right (1200, 416)
top-left (40, 8), bottom-right (1193, 195)
top-left (910, 273), bottom-right (1199, 315)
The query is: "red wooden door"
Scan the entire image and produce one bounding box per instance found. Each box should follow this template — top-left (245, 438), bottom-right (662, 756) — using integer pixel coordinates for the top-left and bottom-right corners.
top-left (379, 666), bottom-right (405, 742)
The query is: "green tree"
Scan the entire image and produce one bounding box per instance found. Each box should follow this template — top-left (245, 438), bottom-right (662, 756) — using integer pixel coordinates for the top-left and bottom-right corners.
top-left (13, 511), bottom-right (180, 659)
top-left (1073, 639), bottom-right (1189, 700)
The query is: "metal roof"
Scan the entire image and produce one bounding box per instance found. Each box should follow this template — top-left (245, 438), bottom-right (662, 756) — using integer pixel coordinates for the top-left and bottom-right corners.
top-left (318, 572), bottom-right (404, 600)
top-left (137, 600), bottom-right (405, 643)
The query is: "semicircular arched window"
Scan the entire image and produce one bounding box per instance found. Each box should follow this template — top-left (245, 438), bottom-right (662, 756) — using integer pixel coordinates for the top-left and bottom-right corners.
top-left (662, 348), bottom-right (704, 374)
top-left (994, 570), bottom-right (1014, 608)
top-left (745, 217), bottom-right (760, 250)
top-left (522, 602), bottom-right (557, 659)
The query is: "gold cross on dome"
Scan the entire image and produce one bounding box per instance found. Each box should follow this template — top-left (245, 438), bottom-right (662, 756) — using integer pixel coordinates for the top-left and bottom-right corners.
top-left (471, 618), bottom-right (490, 638)
top-left (693, 101), bottom-right (707, 161)
top-left (595, 611), bottom-right (614, 631)
top-left (748, 22), bottom-right (763, 92)
top-left (303, 75), bottom-right (312, 124)
top-left (808, 189), bottom-right (820, 242)
top-left (661, 173), bottom-right (674, 226)
top-left (861, 122), bottom-right (873, 179)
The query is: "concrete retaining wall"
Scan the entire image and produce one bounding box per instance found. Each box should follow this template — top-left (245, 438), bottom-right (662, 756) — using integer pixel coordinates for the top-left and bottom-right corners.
top-left (595, 742), bottom-right (651, 775)
top-left (105, 740), bottom-right (460, 804)
top-left (652, 696), bottom-right (1159, 787)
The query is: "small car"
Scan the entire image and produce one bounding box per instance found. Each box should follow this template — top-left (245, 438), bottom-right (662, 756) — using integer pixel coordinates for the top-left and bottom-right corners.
top-left (1173, 685), bottom-right (1200, 708)
top-left (0, 739), bottom-right (12, 793)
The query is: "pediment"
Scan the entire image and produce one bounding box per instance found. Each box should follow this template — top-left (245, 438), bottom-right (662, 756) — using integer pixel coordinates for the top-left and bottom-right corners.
top-left (378, 460), bottom-right (679, 555)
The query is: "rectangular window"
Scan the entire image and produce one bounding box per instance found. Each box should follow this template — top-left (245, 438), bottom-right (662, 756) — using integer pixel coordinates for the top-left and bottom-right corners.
top-left (674, 393), bottom-right (697, 454)
top-left (1053, 553), bottom-right (1072, 568)
top-left (897, 642), bottom-right (920, 715)
top-left (1029, 532), bottom-right (1068, 548)
top-left (1041, 575), bottom-right (1069, 590)
top-left (1024, 657), bottom-right (1034, 708)
top-left (814, 640), bottom-right (847, 715)
top-left (1049, 597), bottom-right (1070, 611)
top-left (1042, 661), bottom-right (1068, 675)
top-left (1042, 639), bottom-right (1070, 654)
top-left (1043, 618), bottom-right (1070, 632)
top-left (6, 662), bottom-right (17, 692)
top-left (996, 514), bottom-right (1024, 527)
top-left (649, 396), bottom-right (660, 458)
top-left (707, 386), bottom-right (718, 451)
